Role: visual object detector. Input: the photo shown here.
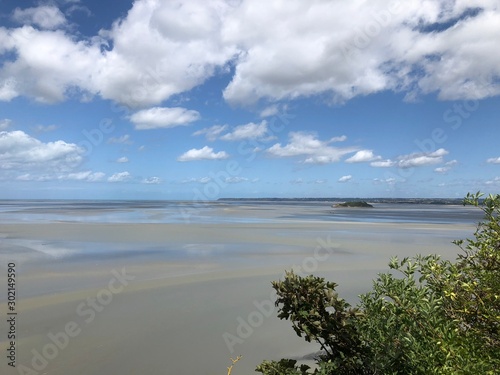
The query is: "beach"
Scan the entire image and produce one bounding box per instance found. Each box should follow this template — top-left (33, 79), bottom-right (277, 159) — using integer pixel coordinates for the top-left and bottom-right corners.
top-left (0, 202), bottom-right (481, 374)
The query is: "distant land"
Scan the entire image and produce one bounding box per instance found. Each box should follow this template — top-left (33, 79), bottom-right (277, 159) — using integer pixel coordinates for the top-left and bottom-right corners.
top-left (218, 198), bottom-right (466, 205)
top-left (335, 201), bottom-right (373, 208)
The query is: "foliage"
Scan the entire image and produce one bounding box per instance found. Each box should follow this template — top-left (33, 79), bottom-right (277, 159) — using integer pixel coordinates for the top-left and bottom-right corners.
top-left (256, 193), bottom-right (500, 374)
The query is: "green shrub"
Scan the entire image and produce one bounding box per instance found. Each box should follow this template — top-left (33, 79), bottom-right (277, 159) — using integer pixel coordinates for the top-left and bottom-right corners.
top-left (256, 193), bottom-right (500, 374)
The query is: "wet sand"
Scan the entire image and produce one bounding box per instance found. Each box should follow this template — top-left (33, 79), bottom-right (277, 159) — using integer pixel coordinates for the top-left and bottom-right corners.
top-left (0, 206), bottom-right (477, 375)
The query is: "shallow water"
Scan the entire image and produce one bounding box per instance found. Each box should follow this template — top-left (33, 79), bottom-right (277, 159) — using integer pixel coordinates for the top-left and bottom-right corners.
top-left (0, 200), bottom-right (484, 375)
top-left (0, 200), bottom-right (484, 224)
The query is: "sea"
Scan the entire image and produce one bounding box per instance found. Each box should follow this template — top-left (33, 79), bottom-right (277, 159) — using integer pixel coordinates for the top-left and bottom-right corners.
top-left (0, 199), bottom-right (485, 225)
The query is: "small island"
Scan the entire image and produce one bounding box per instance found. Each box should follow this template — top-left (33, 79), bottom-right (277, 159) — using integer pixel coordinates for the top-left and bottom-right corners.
top-left (334, 201), bottom-right (373, 208)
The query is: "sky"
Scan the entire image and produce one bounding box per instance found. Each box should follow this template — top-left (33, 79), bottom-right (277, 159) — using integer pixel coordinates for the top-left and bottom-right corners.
top-left (0, 0), bottom-right (499, 200)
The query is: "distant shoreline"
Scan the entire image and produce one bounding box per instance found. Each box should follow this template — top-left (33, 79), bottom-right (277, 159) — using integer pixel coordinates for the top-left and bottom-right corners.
top-left (0, 197), bottom-right (467, 205)
top-left (218, 197), bottom-right (465, 205)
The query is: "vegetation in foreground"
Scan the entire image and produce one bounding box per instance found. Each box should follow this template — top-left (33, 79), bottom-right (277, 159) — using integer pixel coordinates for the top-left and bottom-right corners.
top-left (256, 192), bottom-right (500, 374)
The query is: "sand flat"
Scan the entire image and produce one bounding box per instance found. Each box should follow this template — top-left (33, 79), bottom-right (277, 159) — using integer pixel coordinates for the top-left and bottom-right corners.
top-left (0, 211), bottom-right (478, 374)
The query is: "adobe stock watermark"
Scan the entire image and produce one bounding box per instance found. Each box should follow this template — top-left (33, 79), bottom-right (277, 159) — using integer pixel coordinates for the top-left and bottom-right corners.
top-left (16, 268), bottom-right (135, 375)
top-left (222, 235), bottom-right (340, 354)
top-left (77, 118), bottom-right (115, 156)
top-left (180, 108), bottom-right (295, 222)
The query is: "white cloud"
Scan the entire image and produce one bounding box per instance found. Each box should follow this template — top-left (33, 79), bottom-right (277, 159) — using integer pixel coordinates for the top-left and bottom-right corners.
top-left (32, 124), bottom-right (58, 133)
top-left (313, 179), bottom-right (327, 184)
top-left (338, 175), bottom-right (352, 183)
top-left (177, 146), bottom-right (229, 162)
top-left (130, 107), bottom-right (200, 130)
top-left (64, 171), bottom-right (105, 182)
top-left (290, 178), bottom-right (304, 185)
top-left (373, 149), bottom-right (450, 169)
top-left (486, 177), bottom-right (500, 185)
top-left (225, 177), bottom-right (248, 183)
top-left (182, 177), bottom-right (212, 184)
top-left (0, 130), bottom-right (83, 171)
top-left (15, 170), bottom-right (105, 182)
top-left (0, 119), bottom-right (12, 130)
top-left (0, 26), bottom-right (102, 103)
top-left (142, 176), bottom-right (161, 184)
top-left (98, 0), bottom-right (238, 107)
top-left (371, 159), bottom-right (396, 168)
top-left (345, 150), bottom-right (381, 163)
top-left (220, 121), bottom-right (268, 141)
top-left (116, 156), bottom-right (129, 163)
top-left (193, 125), bottom-right (228, 141)
top-left (194, 121), bottom-right (271, 142)
top-left (12, 6), bottom-right (67, 30)
top-left (108, 171), bottom-right (132, 182)
top-left (267, 132), bottom-right (358, 164)
top-left (330, 135), bottom-right (347, 142)
top-left (397, 148), bottom-right (449, 168)
top-left (373, 177), bottom-right (398, 185)
top-left (108, 135), bottom-right (132, 144)
top-left (16, 173), bottom-right (46, 181)
top-left (260, 105), bottom-right (279, 118)
top-left (2, 1), bottom-right (500, 106)
top-left (487, 156), bottom-right (500, 164)
top-left (434, 159), bottom-right (458, 173)
top-left (223, 1), bottom-right (500, 104)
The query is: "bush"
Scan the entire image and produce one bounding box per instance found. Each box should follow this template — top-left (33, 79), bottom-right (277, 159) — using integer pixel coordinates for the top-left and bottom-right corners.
top-left (256, 193), bottom-right (500, 374)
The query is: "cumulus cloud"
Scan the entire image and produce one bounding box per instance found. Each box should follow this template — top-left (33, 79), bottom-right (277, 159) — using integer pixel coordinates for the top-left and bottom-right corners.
top-left (225, 177), bottom-right (248, 183)
top-left (177, 146), bottom-right (229, 162)
top-left (142, 176), bottom-right (161, 184)
top-left (338, 175), bottom-right (352, 183)
top-left (193, 125), bottom-right (228, 141)
top-left (194, 121), bottom-right (271, 141)
top-left (116, 156), bottom-right (129, 163)
top-left (345, 150), bottom-right (381, 163)
top-left (267, 132), bottom-right (358, 164)
top-left (182, 177), bottom-right (212, 184)
top-left (260, 105), bottom-right (279, 118)
top-left (12, 5), bottom-right (67, 30)
top-left (0, 130), bottom-right (83, 171)
top-left (434, 160), bottom-right (458, 173)
top-left (397, 148), bottom-right (449, 168)
top-left (330, 135), bottom-right (347, 142)
top-left (63, 171), bottom-right (105, 182)
top-left (487, 156), bottom-right (500, 164)
top-left (220, 121), bottom-right (268, 141)
top-left (108, 171), bottom-right (132, 182)
top-left (130, 107), bottom-right (200, 130)
top-left (15, 170), bottom-right (105, 182)
top-left (486, 177), bottom-right (500, 185)
top-left (223, 1), bottom-right (500, 104)
top-left (0, 26), bottom-right (102, 103)
top-left (1, 1), bottom-right (500, 106)
top-left (108, 135), bottom-right (132, 144)
top-left (371, 159), bottom-right (396, 168)
top-left (371, 149), bottom-right (449, 169)
top-left (374, 177), bottom-right (398, 185)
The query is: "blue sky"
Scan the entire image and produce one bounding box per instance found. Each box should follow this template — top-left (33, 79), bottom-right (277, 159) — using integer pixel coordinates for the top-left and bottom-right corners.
top-left (0, 0), bottom-right (499, 200)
